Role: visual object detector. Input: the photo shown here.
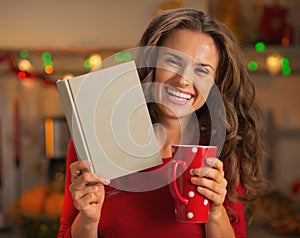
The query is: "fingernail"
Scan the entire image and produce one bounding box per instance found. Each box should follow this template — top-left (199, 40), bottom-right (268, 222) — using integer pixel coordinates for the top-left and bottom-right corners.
top-left (197, 186), bottom-right (204, 191)
top-left (205, 158), bottom-right (216, 166)
top-left (96, 174), bottom-right (110, 185)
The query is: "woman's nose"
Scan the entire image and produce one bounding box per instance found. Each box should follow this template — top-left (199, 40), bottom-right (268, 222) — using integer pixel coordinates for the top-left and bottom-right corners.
top-left (174, 67), bottom-right (193, 86)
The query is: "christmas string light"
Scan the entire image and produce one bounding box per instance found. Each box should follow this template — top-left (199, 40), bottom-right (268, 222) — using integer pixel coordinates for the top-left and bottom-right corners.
top-left (19, 49), bottom-right (29, 59)
top-left (42, 52), bottom-right (54, 74)
top-left (255, 41), bottom-right (266, 53)
top-left (0, 49), bottom-right (122, 87)
top-left (115, 52), bottom-right (132, 62)
top-left (281, 57), bottom-right (291, 75)
top-left (18, 59), bottom-right (33, 72)
top-left (248, 61), bottom-right (258, 71)
top-left (248, 41), bottom-right (293, 76)
top-left (0, 44), bottom-right (296, 89)
top-left (266, 53), bottom-right (282, 75)
top-left (0, 52), bottom-right (58, 87)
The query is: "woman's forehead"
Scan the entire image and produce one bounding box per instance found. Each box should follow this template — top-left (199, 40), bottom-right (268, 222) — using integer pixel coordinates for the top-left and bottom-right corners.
top-left (158, 30), bottom-right (219, 71)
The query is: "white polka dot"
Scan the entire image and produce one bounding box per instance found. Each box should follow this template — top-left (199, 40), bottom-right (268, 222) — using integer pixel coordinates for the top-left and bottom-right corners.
top-left (192, 147), bottom-right (198, 153)
top-left (187, 212), bottom-right (194, 219)
top-left (189, 169), bottom-right (194, 175)
top-left (175, 208), bottom-right (177, 215)
top-left (204, 199), bottom-right (209, 206)
top-left (188, 191), bottom-right (195, 198)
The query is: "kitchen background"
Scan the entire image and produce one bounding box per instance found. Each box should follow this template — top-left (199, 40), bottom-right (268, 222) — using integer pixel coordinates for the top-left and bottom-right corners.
top-left (0, 0), bottom-right (300, 237)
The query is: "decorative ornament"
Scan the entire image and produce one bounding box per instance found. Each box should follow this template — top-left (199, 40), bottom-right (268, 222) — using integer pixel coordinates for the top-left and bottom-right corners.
top-left (257, 2), bottom-right (293, 45)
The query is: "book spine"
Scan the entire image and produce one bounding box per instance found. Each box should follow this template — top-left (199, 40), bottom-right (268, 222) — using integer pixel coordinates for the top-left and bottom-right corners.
top-left (56, 80), bottom-right (95, 172)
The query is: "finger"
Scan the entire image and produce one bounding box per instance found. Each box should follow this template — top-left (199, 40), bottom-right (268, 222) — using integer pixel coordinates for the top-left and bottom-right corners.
top-left (205, 158), bottom-right (224, 176)
top-left (193, 167), bottom-right (212, 177)
top-left (95, 174), bottom-right (111, 185)
top-left (194, 167), bottom-right (224, 184)
top-left (191, 176), bottom-right (227, 197)
top-left (70, 160), bottom-right (93, 180)
top-left (196, 186), bottom-right (225, 206)
top-left (70, 183), bottom-right (103, 201)
top-left (75, 171), bottom-right (110, 187)
top-left (74, 192), bottom-right (101, 211)
top-left (191, 176), bottom-right (218, 191)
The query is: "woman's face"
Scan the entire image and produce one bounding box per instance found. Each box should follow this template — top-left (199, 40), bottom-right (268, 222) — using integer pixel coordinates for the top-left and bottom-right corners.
top-left (152, 29), bottom-right (219, 120)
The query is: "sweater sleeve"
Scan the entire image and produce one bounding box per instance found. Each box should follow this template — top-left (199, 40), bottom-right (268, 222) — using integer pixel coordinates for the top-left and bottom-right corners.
top-left (57, 140), bottom-right (79, 238)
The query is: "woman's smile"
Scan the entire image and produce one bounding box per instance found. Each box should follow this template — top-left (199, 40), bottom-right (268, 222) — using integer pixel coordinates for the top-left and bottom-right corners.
top-left (165, 86), bottom-right (193, 105)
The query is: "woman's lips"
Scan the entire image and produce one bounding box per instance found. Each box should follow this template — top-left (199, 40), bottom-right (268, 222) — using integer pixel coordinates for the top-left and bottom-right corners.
top-left (165, 86), bottom-right (193, 105)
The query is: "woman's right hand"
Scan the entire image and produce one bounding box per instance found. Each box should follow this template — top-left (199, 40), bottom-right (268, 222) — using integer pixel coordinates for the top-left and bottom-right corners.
top-left (69, 160), bottom-right (110, 224)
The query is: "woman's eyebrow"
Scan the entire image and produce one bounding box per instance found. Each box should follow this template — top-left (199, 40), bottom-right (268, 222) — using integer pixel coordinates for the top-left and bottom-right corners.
top-left (163, 52), bottom-right (183, 61)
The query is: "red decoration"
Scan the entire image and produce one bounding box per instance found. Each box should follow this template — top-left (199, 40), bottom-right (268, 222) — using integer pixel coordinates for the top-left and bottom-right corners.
top-left (18, 71), bottom-right (27, 80)
top-left (258, 4), bottom-right (293, 45)
top-left (0, 53), bottom-right (57, 87)
top-left (292, 182), bottom-right (300, 194)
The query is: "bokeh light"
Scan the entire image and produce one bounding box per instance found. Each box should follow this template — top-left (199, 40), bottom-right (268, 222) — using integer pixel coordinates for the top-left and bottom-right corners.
top-left (19, 49), bottom-right (29, 59)
top-left (248, 61), bottom-right (258, 71)
top-left (45, 65), bottom-right (54, 74)
top-left (255, 42), bottom-right (266, 53)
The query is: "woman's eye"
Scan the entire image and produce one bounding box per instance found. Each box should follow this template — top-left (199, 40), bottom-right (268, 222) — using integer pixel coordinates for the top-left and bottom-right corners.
top-left (195, 67), bottom-right (208, 75)
top-left (165, 57), bottom-right (181, 67)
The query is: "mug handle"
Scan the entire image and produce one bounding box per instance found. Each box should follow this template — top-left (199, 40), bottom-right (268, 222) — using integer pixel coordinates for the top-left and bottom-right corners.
top-left (171, 160), bottom-right (189, 205)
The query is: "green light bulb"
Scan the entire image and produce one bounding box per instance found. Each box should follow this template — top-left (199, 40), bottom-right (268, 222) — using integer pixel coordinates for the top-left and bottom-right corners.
top-left (115, 52), bottom-right (123, 62)
top-left (84, 59), bottom-right (91, 68)
top-left (248, 61), bottom-right (258, 71)
top-left (19, 49), bottom-right (29, 58)
top-left (282, 66), bottom-right (291, 76)
top-left (281, 58), bottom-right (290, 67)
top-left (255, 42), bottom-right (266, 53)
top-left (42, 52), bottom-right (51, 61)
top-left (123, 52), bottom-right (132, 61)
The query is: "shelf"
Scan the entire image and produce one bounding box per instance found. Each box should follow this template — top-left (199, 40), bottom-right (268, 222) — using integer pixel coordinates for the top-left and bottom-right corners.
top-left (241, 45), bottom-right (300, 74)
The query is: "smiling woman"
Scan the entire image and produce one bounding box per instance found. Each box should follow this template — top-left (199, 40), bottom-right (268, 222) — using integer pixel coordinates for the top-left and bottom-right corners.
top-left (58, 8), bottom-right (267, 238)
top-left (152, 30), bottom-right (218, 120)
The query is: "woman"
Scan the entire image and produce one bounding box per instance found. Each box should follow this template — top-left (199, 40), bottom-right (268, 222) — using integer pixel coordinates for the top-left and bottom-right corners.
top-left (58, 8), bottom-right (266, 238)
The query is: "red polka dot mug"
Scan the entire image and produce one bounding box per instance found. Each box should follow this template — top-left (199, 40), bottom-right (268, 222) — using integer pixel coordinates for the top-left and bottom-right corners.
top-left (169, 145), bottom-right (217, 223)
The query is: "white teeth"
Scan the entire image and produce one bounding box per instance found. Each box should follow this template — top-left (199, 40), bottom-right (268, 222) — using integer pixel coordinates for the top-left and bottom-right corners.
top-left (166, 87), bottom-right (191, 100)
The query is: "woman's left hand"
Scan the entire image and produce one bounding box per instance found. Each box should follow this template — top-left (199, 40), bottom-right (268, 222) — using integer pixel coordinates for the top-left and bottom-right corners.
top-left (190, 158), bottom-right (227, 213)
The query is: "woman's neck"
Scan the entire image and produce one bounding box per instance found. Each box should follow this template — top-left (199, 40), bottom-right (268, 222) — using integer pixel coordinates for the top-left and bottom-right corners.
top-left (155, 116), bottom-right (193, 158)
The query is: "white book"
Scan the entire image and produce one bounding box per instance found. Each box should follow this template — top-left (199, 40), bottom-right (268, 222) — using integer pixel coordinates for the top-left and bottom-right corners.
top-left (56, 61), bottom-right (162, 179)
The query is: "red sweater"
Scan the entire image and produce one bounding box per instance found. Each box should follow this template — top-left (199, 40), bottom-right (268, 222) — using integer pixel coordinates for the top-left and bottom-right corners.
top-left (58, 140), bottom-right (247, 238)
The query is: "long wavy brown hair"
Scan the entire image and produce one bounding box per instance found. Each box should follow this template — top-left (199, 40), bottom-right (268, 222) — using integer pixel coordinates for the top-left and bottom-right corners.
top-left (136, 8), bottom-right (267, 222)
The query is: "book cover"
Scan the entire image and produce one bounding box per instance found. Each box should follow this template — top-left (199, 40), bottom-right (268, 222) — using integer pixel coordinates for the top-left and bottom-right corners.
top-left (56, 61), bottom-right (162, 179)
